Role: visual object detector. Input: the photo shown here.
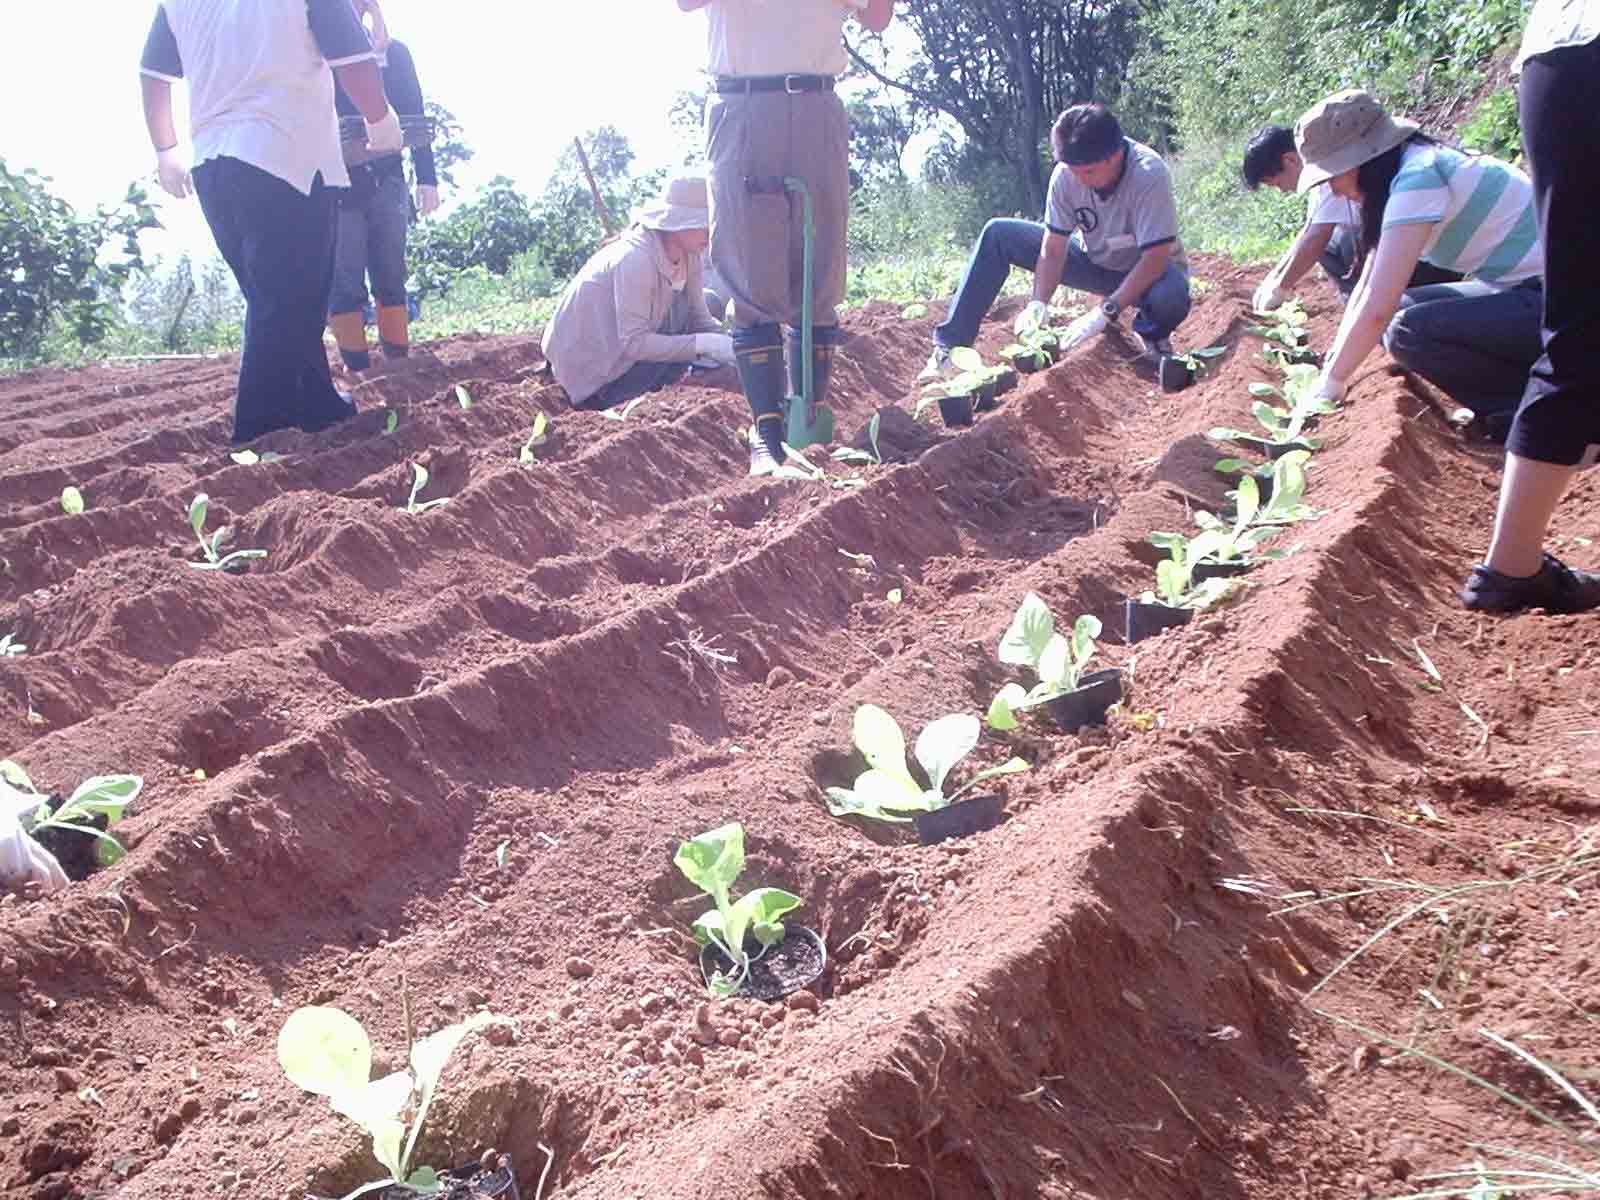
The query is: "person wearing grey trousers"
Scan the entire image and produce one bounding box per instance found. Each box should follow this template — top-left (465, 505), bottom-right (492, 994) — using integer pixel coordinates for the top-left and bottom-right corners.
top-left (677, 0), bottom-right (896, 476)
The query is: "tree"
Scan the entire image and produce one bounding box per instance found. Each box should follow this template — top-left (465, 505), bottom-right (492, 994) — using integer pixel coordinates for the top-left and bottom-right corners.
top-left (408, 175), bottom-right (540, 296)
top-left (847, 0), bottom-right (1153, 214)
top-left (845, 89), bottom-right (918, 187)
top-left (0, 160), bottom-right (157, 358)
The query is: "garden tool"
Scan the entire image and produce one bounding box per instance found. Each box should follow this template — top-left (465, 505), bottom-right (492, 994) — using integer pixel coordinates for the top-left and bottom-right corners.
top-left (742, 174), bottom-right (836, 451)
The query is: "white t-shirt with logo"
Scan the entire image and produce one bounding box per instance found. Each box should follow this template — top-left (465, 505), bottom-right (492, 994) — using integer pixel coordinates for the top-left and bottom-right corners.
top-left (140, 0), bottom-right (374, 194)
top-left (1306, 181), bottom-right (1358, 231)
top-left (703, 0), bottom-right (849, 77)
top-left (1044, 139), bottom-right (1187, 274)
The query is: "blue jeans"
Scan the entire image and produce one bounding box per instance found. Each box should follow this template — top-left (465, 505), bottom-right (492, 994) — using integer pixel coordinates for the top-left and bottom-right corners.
top-left (330, 164), bottom-right (410, 314)
top-left (193, 156), bottom-right (351, 444)
top-left (1384, 279), bottom-right (1543, 431)
top-left (934, 218), bottom-right (1191, 348)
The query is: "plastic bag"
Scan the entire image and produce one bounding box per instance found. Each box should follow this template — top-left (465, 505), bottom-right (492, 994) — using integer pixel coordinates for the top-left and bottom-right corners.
top-left (0, 770), bottom-right (68, 893)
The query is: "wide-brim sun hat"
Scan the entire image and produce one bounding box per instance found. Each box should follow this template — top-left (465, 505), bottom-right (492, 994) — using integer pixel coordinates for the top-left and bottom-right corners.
top-left (1294, 89), bottom-right (1419, 193)
top-left (635, 175), bottom-right (710, 232)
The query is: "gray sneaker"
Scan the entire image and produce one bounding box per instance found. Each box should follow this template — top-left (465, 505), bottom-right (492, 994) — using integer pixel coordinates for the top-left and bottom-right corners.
top-left (1460, 553), bottom-right (1600, 614)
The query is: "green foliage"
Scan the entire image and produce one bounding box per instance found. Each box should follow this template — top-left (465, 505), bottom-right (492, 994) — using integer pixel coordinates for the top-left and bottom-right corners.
top-left (3, 760), bottom-right (141, 869)
top-left (404, 464), bottom-right (449, 514)
top-left (674, 822), bottom-right (802, 998)
top-left (187, 494), bottom-right (267, 572)
top-left (823, 705), bottom-right (1030, 824)
top-left (1167, 141), bottom-right (1304, 263)
top-left (0, 159), bottom-right (158, 358)
top-left (986, 594), bottom-right (1105, 729)
top-left (1460, 87), bottom-right (1523, 161)
top-left (120, 254), bottom-right (244, 355)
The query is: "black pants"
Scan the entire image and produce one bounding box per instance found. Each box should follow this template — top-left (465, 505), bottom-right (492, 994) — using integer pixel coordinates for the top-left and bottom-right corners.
top-left (193, 157), bottom-right (352, 444)
top-left (1512, 36), bottom-right (1600, 466)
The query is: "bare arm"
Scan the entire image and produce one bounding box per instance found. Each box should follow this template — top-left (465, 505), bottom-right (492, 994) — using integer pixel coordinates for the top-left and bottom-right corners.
top-left (1275, 222), bottom-right (1337, 291)
top-left (141, 76), bottom-right (179, 150)
top-left (1322, 221), bottom-right (1434, 383)
top-left (1032, 229), bottom-right (1069, 303)
top-left (332, 60), bottom-right (390, 123)
top-left (1108, 242), bottom-right (1173, 311)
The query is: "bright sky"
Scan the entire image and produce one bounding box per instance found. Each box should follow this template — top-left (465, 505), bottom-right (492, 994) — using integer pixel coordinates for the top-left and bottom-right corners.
top-left (4, 3), bottom-right (712, 262)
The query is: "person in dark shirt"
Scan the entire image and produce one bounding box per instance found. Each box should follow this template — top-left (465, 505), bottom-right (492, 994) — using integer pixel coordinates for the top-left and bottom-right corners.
top-left (329, 0), bottom-right (439, 371)
top-left (139, 0), bottom-right (400, 445)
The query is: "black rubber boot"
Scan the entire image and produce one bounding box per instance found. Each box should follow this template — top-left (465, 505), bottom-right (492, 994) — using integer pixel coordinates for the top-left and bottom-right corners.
top-left (785, 324), bottom-right (843, 426)
top-left (734, 324), bottom-right (786, 476)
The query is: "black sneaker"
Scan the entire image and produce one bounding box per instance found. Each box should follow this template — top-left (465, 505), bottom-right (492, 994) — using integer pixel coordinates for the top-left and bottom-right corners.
top-left (1459, 553), bottom-right (1600, 614)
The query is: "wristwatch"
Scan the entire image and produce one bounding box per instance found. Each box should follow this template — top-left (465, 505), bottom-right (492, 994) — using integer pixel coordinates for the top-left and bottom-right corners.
top-left (1100, 299), bottom-right (1122, 320)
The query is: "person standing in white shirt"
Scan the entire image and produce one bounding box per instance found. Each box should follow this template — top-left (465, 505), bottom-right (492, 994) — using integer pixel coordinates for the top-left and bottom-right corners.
top-left (677, 0), bottom-right (895, 476)
top-left (139, 0), bottom-right (402, 445)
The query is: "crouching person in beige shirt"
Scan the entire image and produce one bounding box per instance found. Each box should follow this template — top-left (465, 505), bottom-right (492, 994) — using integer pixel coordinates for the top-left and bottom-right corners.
top-left (541, 175), bottom-right (735, 411)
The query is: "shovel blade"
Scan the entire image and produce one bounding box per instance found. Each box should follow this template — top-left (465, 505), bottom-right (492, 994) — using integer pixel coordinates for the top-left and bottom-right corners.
top-left (785, 400), bottom-right (834, 449)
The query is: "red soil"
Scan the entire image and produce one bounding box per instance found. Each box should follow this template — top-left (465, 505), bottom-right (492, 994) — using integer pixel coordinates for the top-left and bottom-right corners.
top-left (1, 258), bottom-right (1596, 1200)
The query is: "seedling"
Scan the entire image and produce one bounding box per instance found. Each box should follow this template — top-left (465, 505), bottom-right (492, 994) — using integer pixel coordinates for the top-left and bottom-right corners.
top-left (384, 409), bottom-right (399, 436)
top-left (987, 593), bottom-right (1107, 729)
top-left (60, 487), bottom-right (84, 515)
top-left (229, 449), bottom-right (285, 466)
top-left (1250, 450), bottom-right (1319, 525)
top-left (1249, 363), bottom-right (1337, 422)
top-left (900, 303), bottom-right (929, 320)
top-left (277, 1004), bottom-right (510, 1199)
top-left (0, 633), bottom-right (24, 658)
top-left (518, 411), bottom-right (549, 464)
top-left (831, 412), bottom-right (883, 466)
top-left (915, 347), bottom-right (1005, 418)
top-left (454, 385), bottom-right (473, 411)
top-left (999, 326), bottom-right (1060, 372)
top-left (1248, 297), bottom-right (1310, 347)
top-left (600, 397), bottom-right (646, 422)
top-left (1, 760), bottom-right (141, 869)
top-left (404, 464), bottom-right (449, 514)
top-left (187, 494), bottom-right (267, 572)
top-left (1171, 344), bottom-right (1227, 378)
top-left (1209, 400), bottom-right (1320, 450)
top-left (674, 822), bottom-right (801, 998)
top-left (825, 704), bottom-right (1029, 822)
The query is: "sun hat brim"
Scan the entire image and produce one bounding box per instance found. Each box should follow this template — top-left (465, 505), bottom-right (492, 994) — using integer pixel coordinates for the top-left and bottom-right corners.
top-left (635, 201), bottom-right (710, 232)
top-left (1296, 114), bottom-right (1420, 194)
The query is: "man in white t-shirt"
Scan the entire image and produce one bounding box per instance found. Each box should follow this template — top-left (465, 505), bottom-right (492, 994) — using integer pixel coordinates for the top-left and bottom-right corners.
top-left (1242, 124), bottom-right (1459, 312)
top-left (677, 0), bottom-right (895, 476)
top-left (140, 0), bottom-right (403, 445)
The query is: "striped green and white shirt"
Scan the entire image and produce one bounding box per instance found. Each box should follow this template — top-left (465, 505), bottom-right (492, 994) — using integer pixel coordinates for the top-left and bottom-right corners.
top-left (1381, 143), bottom-right (1542, 286)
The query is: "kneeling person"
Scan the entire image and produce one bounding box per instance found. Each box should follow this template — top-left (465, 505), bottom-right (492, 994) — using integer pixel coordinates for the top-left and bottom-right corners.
top-left (542, 176), bottom-right (734, 411)
top-left (924, 102), bottom-right (1190, 383)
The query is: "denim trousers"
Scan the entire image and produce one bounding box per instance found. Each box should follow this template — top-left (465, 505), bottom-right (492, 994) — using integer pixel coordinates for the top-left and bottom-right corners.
top-left (1383, 278), bottom-right (1544, 425)
top-left (934, 217), bottom-right (1191, 347)
top-left (330, 164), bottom-right (411, 314)
top-left (193, 156), bottom-right (350, 444)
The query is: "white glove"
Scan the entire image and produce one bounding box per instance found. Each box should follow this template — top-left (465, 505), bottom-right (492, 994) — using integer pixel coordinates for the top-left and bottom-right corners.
top-left (1058, 306), bottom-right (1109, 354)
top-left (1313, 373), bottom-right (1348, 404)
top-left (365, 106), bottom-right (403, 154)
top-left (415, 184), bottom-right (440, 217)
top-left (693, 333), bottom-right (736, 366)
top-left (155, 146), bottom-right (192, 200)
top-left (1252, 279), bottom-right (1284, 313)
top-left (1014, 299), bottom-right (1048, 336)
top-left (0, 783), bottom-right (68, 894)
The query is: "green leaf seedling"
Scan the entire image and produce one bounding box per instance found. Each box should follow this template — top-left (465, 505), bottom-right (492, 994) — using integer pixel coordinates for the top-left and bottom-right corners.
top-left (277, 1004), bottom-right (512, 1199)
top-left (600, 397), bottom-right (646, 422)
top-left (824, 705), bottom-right (1029, 823)
top-left (518, 411), bottom-right (549, 464)
top-left (0, 633), bottom-right (24, 658)
top-left (60, 486), bottom-right (84, 515)
top-left (3, 761), bottom-right (141, 869)
top-left (1248, 297), bottom-right (1310, 345)
top-left (229, 449), bottom-right (285, 466)
top-left (831, 411), bottom-right (883, 466)
top-left (404, 464), bottom-right (449, 514)
top-left (384, 409), bottom-right (399, 436)
top-left (674, 822), bottom-right (802, 998)
top-left (187, 494), bottom-right (267, 572)
top-left (1172, 344), bottom-right (1228, 379)
top-left (986, 593), bottom-right (1108, 730)
top-left (454, 385), bottom-right (473, 411)
top-left (1251, 450), bottom-right (1319, 526)
top-left (900, 302), bottom-right (929, 320)
top-left (1209, 398), bottom-right (1320, 451)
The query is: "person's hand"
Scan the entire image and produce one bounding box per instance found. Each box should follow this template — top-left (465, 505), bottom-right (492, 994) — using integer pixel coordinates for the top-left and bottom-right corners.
top-left (155, 146), bottom-right (192, 200)
top-left (415, 184), bottom-right (440, 217)
top-left (694, 332), bottom-right (736, 366)
top-left (1, 786), bottom-right (68, 894)
top-left (1058, 306), bottom-right (1109, 354)
top-left (1312, 373), bottom-right (1348, 405)
top-left (365, 106), bottom-right (403, 154)
top-left (1252, 278), bottom-right (1284, 314)
top-left (1013, 299), bottom-right (1048, 336)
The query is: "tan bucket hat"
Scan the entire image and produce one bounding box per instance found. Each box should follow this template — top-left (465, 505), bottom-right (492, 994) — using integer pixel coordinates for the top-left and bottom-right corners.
top-left (635, 175), bottom-right (710, 233)
top-left (1294, 89), bottom-right (1419, 193)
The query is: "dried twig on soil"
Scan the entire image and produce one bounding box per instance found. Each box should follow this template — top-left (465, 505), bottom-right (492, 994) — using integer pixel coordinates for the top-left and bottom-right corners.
top-left (664, 627), bottom-right (737, 682)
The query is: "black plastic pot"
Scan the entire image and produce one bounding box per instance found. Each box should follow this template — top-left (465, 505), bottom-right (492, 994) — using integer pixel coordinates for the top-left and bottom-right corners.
top-left (1044, 668), bottom-right (1124, 732)
top-left (1265, 439), bottom-right (1316, 460)
top-left (1124, 599), bottom-right (1193, 645)
top-left (1158, 355), bottom-right (1193, 393)
top-left (979, 367), bottom-right (1018, 408)
top-left (1284, 346), bottom-right (1321, 366)
top-left (374, 1158), bottom-right (520, 1199)
top-left (915, 793), bottom-right (1004, 845)
top-left (1010, 351), bottom-right (1053, 375)
top-left (938, 392), bottom-right (976, 428)
top-left (1190, 559), bottom-right (1253, 585)
top-left (700, 926), bottom-right (827, 1002)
